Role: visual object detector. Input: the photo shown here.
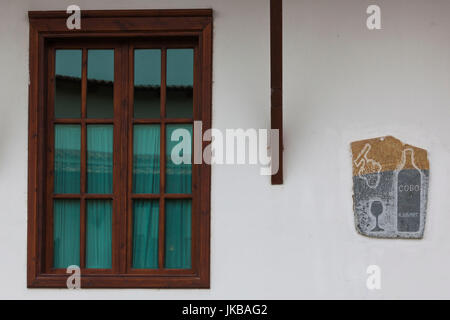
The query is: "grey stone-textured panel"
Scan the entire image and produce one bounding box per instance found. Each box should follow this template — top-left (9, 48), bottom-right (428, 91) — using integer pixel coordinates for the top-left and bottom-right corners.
top-left (351, 136), bottom-right (429, 239)
top-left (353, 170), bottom-right (429, 238)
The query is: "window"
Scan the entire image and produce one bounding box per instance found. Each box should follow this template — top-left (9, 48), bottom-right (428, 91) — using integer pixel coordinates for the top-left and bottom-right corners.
top-left (28, 10), bottom-right (212, 288)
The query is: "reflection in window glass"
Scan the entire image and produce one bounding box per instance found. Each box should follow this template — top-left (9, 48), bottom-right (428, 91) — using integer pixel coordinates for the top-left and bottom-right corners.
top-left (134, 50), bottom-right (161, 118)
top-left (166, 49), bottom-right (193, 118)
top-left (55, 50), bottom-right (82, 118)
top-left (87, 50), bottom-right (114, 118)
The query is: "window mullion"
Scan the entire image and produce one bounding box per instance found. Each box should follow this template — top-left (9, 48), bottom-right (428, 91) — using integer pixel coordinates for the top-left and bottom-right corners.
top-left (158, 48), bottom-right (167, 270)
top-left (45, 46), bottom-right (56, 273)
top-left (80, 48), bottom-right (87, 269)
top-left (117, 41), bottom-right (130, 274)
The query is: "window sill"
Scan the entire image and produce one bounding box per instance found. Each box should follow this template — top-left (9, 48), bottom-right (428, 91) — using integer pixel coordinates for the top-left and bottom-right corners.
top-left (28, 273), bottom-right (209, 289)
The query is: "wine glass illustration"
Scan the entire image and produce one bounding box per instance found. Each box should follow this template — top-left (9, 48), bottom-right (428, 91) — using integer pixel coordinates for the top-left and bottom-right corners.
top-left (370, 200), bottom-right (384, 232)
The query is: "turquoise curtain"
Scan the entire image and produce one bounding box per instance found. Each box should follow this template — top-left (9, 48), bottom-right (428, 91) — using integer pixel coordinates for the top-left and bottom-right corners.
top-left (54, 125), bottom-right (113, 269)
top-left (87, 125), bottom-right (113, 194)
top-left (132, 200), bottom-right (159, 269)
top-left (131, 124), bottom-right (192, 269)
top-left (165, 200), bottom-right (192, 269)
top-left (166, 124), bottom-right (192, 193)
top-left (54, 200), bottom-right (80, 268)
top-left (133, 125), bottom-right (160, 194)
top-left (132, 125), bottom-right (160, 268)
top-left (54, 125), bottom-right (81, 194)
top-left (86, 125), bottom-right (113, 268)
top-left (86, 200), bottom-right (112, 268)
top-left (165, 124), bottom-right (192, 269)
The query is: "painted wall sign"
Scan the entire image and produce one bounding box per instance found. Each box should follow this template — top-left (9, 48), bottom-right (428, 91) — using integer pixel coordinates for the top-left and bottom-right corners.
top-left (351, 136), bottom-right (429, 239)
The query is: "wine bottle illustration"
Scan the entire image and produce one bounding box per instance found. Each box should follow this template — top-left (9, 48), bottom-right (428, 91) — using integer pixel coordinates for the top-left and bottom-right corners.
top-left (396, 148), bottom-right (421, 232)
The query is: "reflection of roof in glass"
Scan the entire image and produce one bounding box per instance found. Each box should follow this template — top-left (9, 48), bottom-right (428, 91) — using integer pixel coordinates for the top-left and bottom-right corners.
top-left (55, 75), bottom-right (193, 91)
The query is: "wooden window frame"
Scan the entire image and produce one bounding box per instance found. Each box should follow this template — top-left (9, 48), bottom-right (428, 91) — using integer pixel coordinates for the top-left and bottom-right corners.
top-left (270, 0), bottom-right (283, 185)
top-left (27, 9), bottom-right (212, 288)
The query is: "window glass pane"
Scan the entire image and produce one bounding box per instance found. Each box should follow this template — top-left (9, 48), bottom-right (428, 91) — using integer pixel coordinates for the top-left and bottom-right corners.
top-left (53, 199), bottom-right (80, 268)
top-left (165, 199), bottom-right (191, 269)
top-left (87, 125), bottom-right (113, 194)
top-left (54, 125), bottom-right (81, 194)
top-left (86, 200), bottom-right (112, 269)
top-left (132, 200), bottom-right (159, 269)
top-left (166, 49), bottom-right (193, 118)
top-left (133, 125), bottom-right (160, 194)
top-left (55, 50), bottom-right (81, 118)
top-left (87, 50), bottom-right (114, 118)
top-left (166, 124), bottom-right (192, 194)
top-left (134, 50), bottom-right (161, 118)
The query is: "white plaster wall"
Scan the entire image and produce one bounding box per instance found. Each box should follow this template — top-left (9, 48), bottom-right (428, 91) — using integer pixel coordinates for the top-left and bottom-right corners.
top-left (0, 0), bottom-right (450, 299)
